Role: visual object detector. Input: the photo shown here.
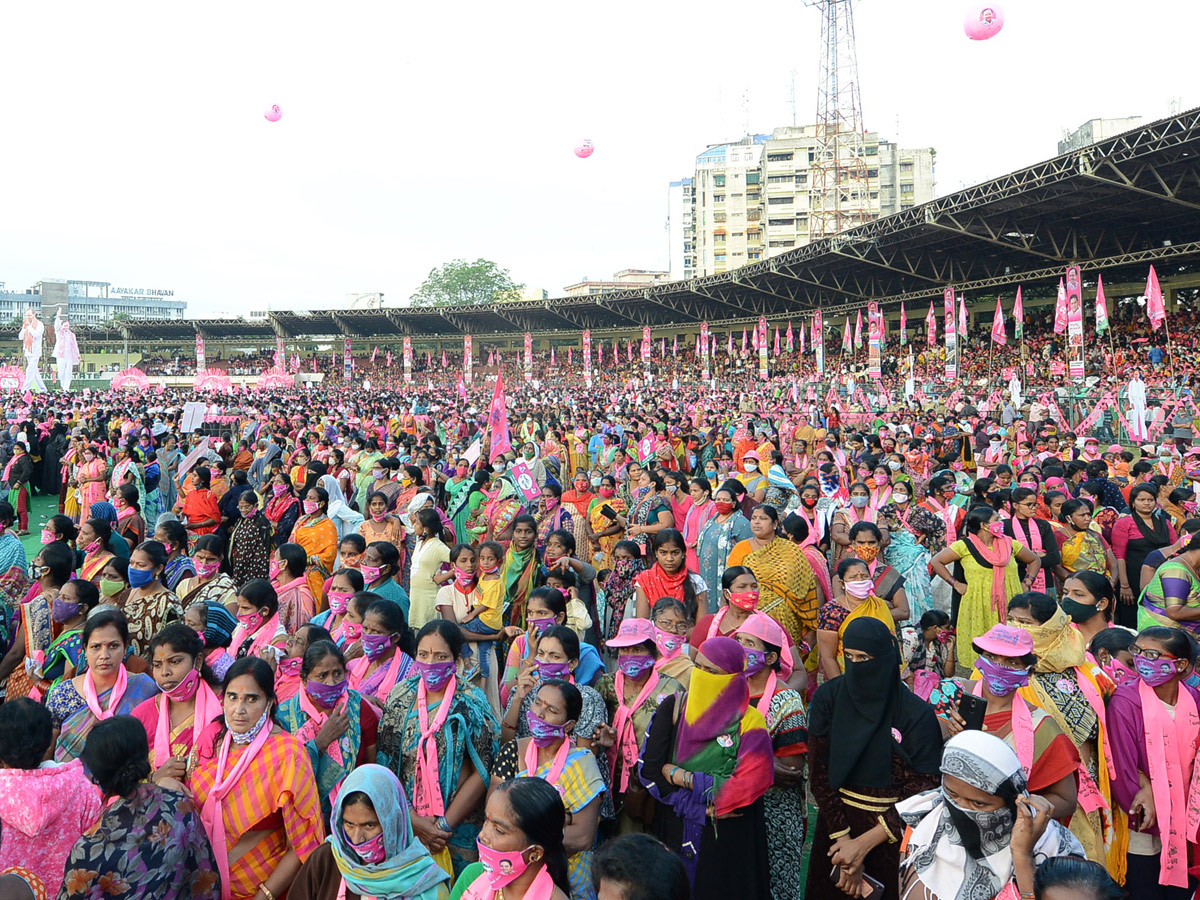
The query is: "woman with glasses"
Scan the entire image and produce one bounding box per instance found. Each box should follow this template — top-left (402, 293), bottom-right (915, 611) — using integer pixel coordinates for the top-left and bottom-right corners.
top-left (1107, 626), bottom-right (1200, 900)
top-left (1003, 487), bottom-right (1061, 596)
top-left (650, 597), bottom-right (693, 687)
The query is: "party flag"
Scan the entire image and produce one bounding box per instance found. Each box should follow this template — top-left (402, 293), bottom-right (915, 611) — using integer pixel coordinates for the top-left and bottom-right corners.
top-left (1145, 265), bottom-right (1165, 330)
top-left (728, 331), bottom-right (734, 355)
top-left (854, 310), bottom-right (863, 349)
top-left (990, 296), bottom-right (1007, 345)
top-left (1095, 274), bottom-right (1110, 335)
top-left (773, 327), bottom-right (780, 356)
top-left (551, 346), bottom-right (556, 365)
top-left (441, 350), bottom-right (448, 367)
top-left (958, 295), bottom-right (968, 336)
top-left (842, 316), bottom-right (852, 352)
top-left (457, 374), bottom-right (467, 401)
top-left (673, 335), bottom-right (677, 357)
top-left (568, 346), bottom-right (573, 364)
top-left (899, 302), bottom-right (907, 346)
top-left (1013, 287), bottom-right (1024, 340)
top-left (926, 302), bottom-right (936, 347)
top-left (386, 350), bottom-right (393, 368)
top-left (371, 345), bottom-right (378, 362)
top-left (786, 320), bottom-right (794, 352)
top-left (487, 370), bottom-right (511, 461)
top-left (1054, 278), bottom-right (1067, 333)
top-left (799, 325), bottom-right (806, 354)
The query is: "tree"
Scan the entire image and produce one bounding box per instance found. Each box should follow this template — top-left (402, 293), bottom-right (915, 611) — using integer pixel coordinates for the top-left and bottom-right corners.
top-left (410, 258), bottom-right (524, 307)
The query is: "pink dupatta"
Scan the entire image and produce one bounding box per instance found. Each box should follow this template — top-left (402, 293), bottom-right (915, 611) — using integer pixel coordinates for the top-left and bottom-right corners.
top-left (152, 680), bottom-right (222, 766)
top-left (413, 675), bottom-right (456, 816)
top-left (609, 668), bottom-right (661, 792)
top-left (1143, 677), bottom-right (1199, 888)
top-left (967, 533), bottom-right (1014, 618)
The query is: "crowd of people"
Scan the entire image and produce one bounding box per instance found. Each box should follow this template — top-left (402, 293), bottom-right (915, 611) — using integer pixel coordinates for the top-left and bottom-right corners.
top-left (1, 305), bottom-right (1198, 900)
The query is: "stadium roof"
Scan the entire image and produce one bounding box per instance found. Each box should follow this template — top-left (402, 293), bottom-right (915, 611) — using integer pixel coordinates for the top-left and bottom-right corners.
top-left (46, 106), bottom-right (1200, 346)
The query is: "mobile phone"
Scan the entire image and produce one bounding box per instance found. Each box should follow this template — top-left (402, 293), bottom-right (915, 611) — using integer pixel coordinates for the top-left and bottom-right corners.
top-left (600, 504), bottom-right (617, 520)
top-left (1129, 806), bottom-right (1145, 832)
top-left (958, 692), bottom-right (988, 731)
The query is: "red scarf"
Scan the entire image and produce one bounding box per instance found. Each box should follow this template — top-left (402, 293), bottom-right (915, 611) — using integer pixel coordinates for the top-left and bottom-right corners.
top-left (967, 533), bottom-right (1014, 618)
top-left (634, 563), bottom-right (688, 604)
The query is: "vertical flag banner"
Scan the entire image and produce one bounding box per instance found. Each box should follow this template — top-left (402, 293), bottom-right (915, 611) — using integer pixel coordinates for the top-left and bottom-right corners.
top-left (672, 335), bottom-right (677, 358)
top-left (773, 326), bottom-right (780, 358)
top-left (958, 296), bottom-right (968, 338)
top-left (1095, 274), bottom-right (1110, 335)
top-left (727, 331), bottom-right (734, 356)
top-left (757, 316), bottom-right (768, 380)
top-left (854, 310), bottom-right (863, 349)
top-left (371, 345), bottom-right (379, 363)
top-left (275, 336), bottom-right (285, 369)
top-left (195, 334), bottom-right (206, 372)
top-left (627, 339), bottom-right (633, 362)
top-left (991, 297), bottom-right (1007, 345)
top-left (524, 333), bottom-right (533, 383)
top-left (441, 350), bottom-right (448, 368)
top-left (867, 301), bottom-right (882, 378)
top-left (741, 328), bottom-right (748, 355)
top-left (786, 320), bottom-right (794, 352)
top-left (1145, 265), bottom-right (1166, 330)
top-left (899, 301), bottom-right (907, 346)
top-left (799, 324), bottom-right (806, 354)
top-left (488, 370), bottom-right (512, 461)
top-left (613, 338), bottom-right (619, 365)
top-left (1013, 287), bottom-right (1024, 340)
top-left (343, 338), bottom-right (353, 381)
top-left (1065, 265), bottom-right (1085, 380)
top-left (700, 322), bottom-right (710, 382)
top-left (944, 287), bottom-right (958, 381)
top-left (925, 302), bottom-right (936, 347)
top-left (842, 316), bottom-right (851, 353)
top-left (403, 337), bottom-right (412, 383)
top-left (641, 326), bottom-right (652, 379)
top-left (583, 330), bottom-right (592, 387)
top-left (1054, 278), bottom-right (1068, 333)
top-left (463, 335), bottom-right (473, 384)
top-left (814, 310), bottom-right (825, 377)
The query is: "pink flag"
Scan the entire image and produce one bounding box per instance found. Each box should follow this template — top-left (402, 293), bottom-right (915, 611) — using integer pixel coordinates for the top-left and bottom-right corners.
top-left (728, 332), bottom-right (734, 355)
top-left (854, 310), bottom-right (862, 349)
top-left (958, 296), bottom-right (968, 336)
top-left (1013, 287), bottom-right (1024, 340)
top-left (371, 345), bottom-right (378, 362)
top-left (786, 320), bottom-right (794, 351)
top-left (694, 334), bottom-right (701, 356)
top-left (551, 346), bottom-right (556, 365)
top-left (842, 317), bottom-right (852, 352)
top-left (1095, 274), bottom-right (1110, 335)
top-left (627, 339), bottom-right (633, 362)
top-left (487, 371), bottom-right (512, 461)
top-left (741, 328), bottom-right (747, 353)
top-left (441, 350), bottom-right (448, 367)
top-left (568, 347), bottom-right (573, 364)
top-left (457, 374), bottom-right (467, 401)
top-left (660, 337), bottom-right (665, 358)
top-left (613, 340), bottom-right (618, 364)
top-left (899, 301), bottom-right (907, 345)
top-left (799, 325), bottom-right (806, 354)
top-left (926, 302), bottom-right (936, 346)
top-left (1054, 278), bottom-right (1067, 333)
top-left (1145, 265), bottom-right (1166, 330)
top-left (386, 350), bottom-right (393, 368)
top-left (672, 335), bottom-right (677, 357)
top-left (991, 297), bottom-right (1007, 345)
top-left (22, 390), bottom-right (32, 404)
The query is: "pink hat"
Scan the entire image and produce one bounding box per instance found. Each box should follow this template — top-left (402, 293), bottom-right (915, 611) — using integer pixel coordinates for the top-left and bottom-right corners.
top-left (972, 624), bottom-right (1034, 658)
top-left (607, 618), bottom-right (657, 649)
top-left (735, 613), bottom-right (794, 678)
top-left (1106, 444), bottom-right (1123, 454)
top-left (743, 450), bottom-right (761, 461)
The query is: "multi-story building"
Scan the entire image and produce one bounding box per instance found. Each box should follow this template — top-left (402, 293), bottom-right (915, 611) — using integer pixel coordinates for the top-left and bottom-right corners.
top-left (0, 279), bottom-right (186, 325)
top-left (1058, 117), bottom-right (1143, 155)
top-left (563, 269), bottom-right (672, 296)
top-left (683, 127), bottom-right (936, 277)
top-left (667, 178), bottom-right (695, 281)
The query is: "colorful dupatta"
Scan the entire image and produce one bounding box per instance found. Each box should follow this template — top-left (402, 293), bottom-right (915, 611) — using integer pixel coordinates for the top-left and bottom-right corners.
top-left (277, 690), bottom-right (365, 817)
top-left (502, 544), bottom-right (539, 629)
top-left (744, 537), bottom-right (818, 643)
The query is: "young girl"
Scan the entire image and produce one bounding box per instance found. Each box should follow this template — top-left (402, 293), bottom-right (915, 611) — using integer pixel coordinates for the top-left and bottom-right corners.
top-left (436, 543), bottom-right (506, 678)
top-left (310, 568), bottom-right (365, 646)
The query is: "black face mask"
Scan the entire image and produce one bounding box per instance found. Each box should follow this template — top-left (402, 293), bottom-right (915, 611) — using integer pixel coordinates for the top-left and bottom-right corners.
top-left (1060, 597), bottom-right (1100, 623)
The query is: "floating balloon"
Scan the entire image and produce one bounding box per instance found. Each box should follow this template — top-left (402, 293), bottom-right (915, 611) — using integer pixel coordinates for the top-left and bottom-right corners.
top-left (264, 104), bottom-right (282, 122)
top-left (574, 139), bottom-right (594, 159)
top-left (964, 5), bottom-right (1004, 40)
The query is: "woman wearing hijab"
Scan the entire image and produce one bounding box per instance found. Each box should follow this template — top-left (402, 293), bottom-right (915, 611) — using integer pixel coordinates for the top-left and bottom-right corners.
top-left (640, 635), bottom-right (775, 900)
top-left (805, 617), bottom-right (943, 900)
top-left (290, 764), bottom-right (450, 900)
top-left (898, 731), bottom-right (1085, 900)
top-left (319, 473), bottom-right (365, 542)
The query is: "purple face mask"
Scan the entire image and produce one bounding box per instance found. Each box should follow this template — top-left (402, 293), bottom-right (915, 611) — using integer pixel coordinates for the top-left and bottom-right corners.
top-left (414, 659), bottom-right (455, 691)
top-left (537, 660), bottom-right (572, 680)
top-left (616, 654), bottom-right (656, 679)
top-left (1135, 654), bottom-right (1179, 687)
top-left (360, 632), bottom-right (393, 661)
top-left (304, 677), bottom-right (347, 708)
top-left (525, 709), bottom-right (567, 747)
top-left (743, 648), bottom-right (767, 678)
top-left (976, 657), bottom-right (1030, 696)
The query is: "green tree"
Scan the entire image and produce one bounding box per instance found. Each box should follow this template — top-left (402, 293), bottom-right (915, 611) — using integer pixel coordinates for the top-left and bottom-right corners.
top-left (410, 258), bottom-right (524, 307)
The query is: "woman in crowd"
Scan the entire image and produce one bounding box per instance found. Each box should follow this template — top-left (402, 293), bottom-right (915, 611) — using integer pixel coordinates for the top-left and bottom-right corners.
top-left (77, 442), bottom-right (108, 511)
top-left (59, 715), bottom-right (221, 900)
top-left (806, 618), bottom-right (943, 900)
top-left (1107, 626), bottom-right (1200, 900)
top-left (904, 609), bottom-right (957, 687)
top-left (185, 599), bottom-right (239, 683)
top-left (176, 533), bottom-right (239, 610)
top-left (681, 474), bottom-right (715, 574)
top-left (0, 699), bottom-right (102, 893)
top-left (818, 555), bottom-right (902, 679)
top-left (319, 473), bottom-right (365, 542)
top-left (132, 623), bottom-right (223, 780)
top-left (32, 577), bottom-right (99, 696)
top-left (1137, 530), bottom-right (1200, 634)
top-left (114, 482), bottom-right (146, 551)
top-left (290, 764), bottom-right (451, 900)
top-left (313, 568), bottom-right (367, 644)
top-left (734, 613), bottom-right (809, 900)
top-left (156, 519), bottom-right (198, 590)
top-left (624, 469), bottom-right (674, 557)
top-left (502, 588), bottom-right (603, 702)
top-left (46, 610), bottom-right (159, 760)
top-left (360, 490), bottom-right (405, 555)
top-left (293, 485), bottom-right (341, 600)
top-left (633, 529), bottom-right (707, 620)
top-left (930, 506), bottom-right (1041, 670)
top-left (122, 540), bottom-right (184, 659)
top-left (378, 619), bottom-right (500, 877)
top-left (77, 517), bottom-right (117, 584)
top-left (595, 618), bottom-right (686, 833)
top-left (535, 483), bottom-right (572, 557)
top-left (277, 639), bottom-right (379, 819)
top-left (454, 777), bottom-right (571, 900)
top-left (4, 542), bottom-right (79, 700)
top-left (492, 679), bottom-right (605, 900)
top-left (830, 522), bottom-right (909, 617)
top-left (599, 540), bottom-right (643, 641)
top-left (501, 624), bottom-right (607, 749)
top-left (264, 472), bottom-right (302, 547)
top-left (180, 466), bottom-right (222, 541)
top-left (502, 514), bottom-right (542, 628)
top-left (586, 474), bottom-right (627, 571)
top-left (830, 482), bottom-right (882, 567)
top-left (641, 635), bottom-right (774, 900)
top-left (727, 504), bottom-right (818, 652)
top-left (1112, 482), bottom-right (1177, 628)
top-left (1055, 498), bottom-right (1118, 582)
top-left (1005, 593), bottom-right (1116, 865)
top-left (190, 657), bottom-right (325, 900)
top-left (879, 479), bottom-right (940, 625)
top-left (229, 578), bottom-right (287, 660)
top-left (274, 623), bottom-right (335, 703)
top-left (1004, 486), bottom-right (1061, 595)
top-left (650, 597), bottom-right (694, 687)
top-left (230, 488), bottom-right (274, 585)
top-left (695, 485), bottom-right (751, 615)
top-left (410, 507), bottom-right (453, 629)
top-left (348, 597), bottom-right (416, 706)
top-left (361, 539), bottom-right (412, 615)
top-left (897, 730), bottom-right (1085, 900)
top-left (273, 542), bottom-right (317, 633)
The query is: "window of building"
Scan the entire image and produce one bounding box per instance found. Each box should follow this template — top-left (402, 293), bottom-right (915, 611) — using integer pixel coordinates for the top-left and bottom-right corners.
top-left (714, 213), bottom-right (727, 222)
top-left (714, 194), bottom-right (725, 203)
top-left (714, 175), bottom-right (726, 187)
top-left (767, 196), bottom-right (792, 205)
top-left (867, 168), bottom-right (878, 178)
top-left (732, 232), bottom-right (743, 237)
top-left (767, 152), bottom-right (794, 162)
top-left (768, 218), bottom-right (795, 226)
top-left (767, 174), bottom-right (793, 183)
top-left (715, 253), bottom-right (726, 261)
top-left (865, 145), bottom-right (878, 156)
top-left (769, 240), bottom-right (795, 247)
top-left (748, 251), bottom-right (762, 260)
top-left (900, 161), bottom-right (914, 172)
top-left (796, 173), bottom-right (808, 184)
top-left (745, 172), bottom-right (760, 184)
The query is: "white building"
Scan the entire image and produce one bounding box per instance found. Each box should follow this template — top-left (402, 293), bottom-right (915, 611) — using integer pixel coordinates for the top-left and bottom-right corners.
top-left (667, 178), bottom-right (695, 281)
top-left (1058, 117), bottom-right (1143, 154)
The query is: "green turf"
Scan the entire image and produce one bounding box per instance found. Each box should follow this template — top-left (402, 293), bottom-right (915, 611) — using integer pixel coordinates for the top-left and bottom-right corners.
top-left (20, 492), bottom-right (65, 562)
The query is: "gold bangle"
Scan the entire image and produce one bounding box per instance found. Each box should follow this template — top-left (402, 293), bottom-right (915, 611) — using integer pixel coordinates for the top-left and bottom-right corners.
top-left (258, 883), bottom-right (276, 900)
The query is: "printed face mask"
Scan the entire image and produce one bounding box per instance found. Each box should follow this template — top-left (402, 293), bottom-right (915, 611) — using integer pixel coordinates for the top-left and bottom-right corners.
top-left (976, 657), bottom-right (1030, 696)
top-left (1135, 654), bottom-right (1180, 687)
top-left (654, 627), bottom-right (683, 660)
top-left (537, 660), bottom-right (572, 680)
top-left (327, 591), bottom-right (351, 616)
top-left (414, 659), bottom-right (456, 691)
top-left (304, 678), bottom-right (348, 707)
top-left (617, 653), bottom-right (656, 679)
top-left (360, 632), bottom-right (394, 661)
top-left (727, 589), bottom-right (759, 611)
top-left (743, 648), bottom-right (767, 677)
top-left (476, 840), bottom-right (532, 890)
top-left (525, 709), bottom-right (567, 747)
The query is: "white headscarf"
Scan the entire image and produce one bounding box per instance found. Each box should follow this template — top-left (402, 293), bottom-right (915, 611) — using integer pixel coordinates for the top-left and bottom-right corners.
top-left (319, 473), bottom-right (363, 539)
top-left (897, 731), bottom-right (1083, 900)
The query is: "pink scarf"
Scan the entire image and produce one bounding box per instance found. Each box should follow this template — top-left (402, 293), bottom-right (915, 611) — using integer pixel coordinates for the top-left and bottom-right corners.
top-left (967, 533), bottom-right (1014, 618)
top-left (153, 680), bottom-right (221, 767)
top-left (1010, 516), bottom-right (1045, 592)
top-left (1142, 677), bottom-right (1199, 888)
top-left (1, 452), bottom-right (21, 484)
top-left (462, 865), bottom-right (556, 900)
top-left (83, 666), bottom-right (128, 721)
top-left (413, 675), bottom-right (456, 816)
top-left (609, 668), bottom-right (661, 792)
top-left (199, 723), bottom-right (274, 900)
top-left (923, 497), bottom-right (958, 544)
top-left (754, 670), bottom-right (778, 717)
top-left (972, 680), bottom-right (1035, 777)
top-left (231, 613), bottom-right (282, 659)
top-left (295, 688), bottom-right (347, 767)
top-left (348, 650), bottom-right (406, 700)
top-left (524, 735), bottom-right (571, 789)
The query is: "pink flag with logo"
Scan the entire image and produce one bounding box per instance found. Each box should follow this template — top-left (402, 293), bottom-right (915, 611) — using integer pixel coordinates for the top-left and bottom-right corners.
top-left (926, 302), bottom-right (936, 346)
top-left (741, 328), bottom-right (748, 353)
top-left (991, 297), bottom-right (1007, 345)
top-left (457, 375), bottom-right (467, 401)
top-left (958, 296), bottom-right (968, 336)
top-left (568, 347), bottom-right (573, 364)
top-left (487, 370), bottom-right (512, 461)
top-left (1095, 274), bottom-right (1110, 334)
top-left (1013, 286), bottom-right (1024, 340)
top-left (1054, 278), bottom-right (1068, 333)
top-left (672, 335), bottom-right (677, 357)
top-left (842, 317), bottom-right (852, 352)
top-left (441, 350), bottom-right (448, 368)
top-left (773, 327), bottom-right (780, 356)
top-left (1145, 265), bottom-right (1165, 330)
top-left (799, 325), bottom-right (805, 354)
top-left (786, 320), bottom-right (794, 351)
top-left (854, 310), bottom-right (862, 349)
top-left (728, 332), bottom-right (734, 355)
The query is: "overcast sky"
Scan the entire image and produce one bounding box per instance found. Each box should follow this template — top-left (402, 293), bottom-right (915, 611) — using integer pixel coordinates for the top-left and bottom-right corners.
top-left (1, 1), bottom-right (1193, 317)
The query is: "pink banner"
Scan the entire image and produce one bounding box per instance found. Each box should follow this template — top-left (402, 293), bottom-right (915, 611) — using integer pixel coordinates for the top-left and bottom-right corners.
top-left (700, 322), bottom-right (710, 381)
top-left (757, 317), bottom-right (768, 380)
top-left (583, 330), bottom-right (592, 386)
top-left (463, 335), bottom-right (473, 384)
top-left (195, 334), bottom-right (206, 372)
top-left (1064, 265), bottom-right (1084, 380)
top-left (944, 287), bottom-right (958, 381)
top-left (524, 333), bottom-right (533, 383)
top-left (403, 336), bottom-right (413, 383)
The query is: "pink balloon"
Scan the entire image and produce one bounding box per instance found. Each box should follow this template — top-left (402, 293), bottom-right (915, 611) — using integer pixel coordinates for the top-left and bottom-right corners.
top-left (964, 5), bottom-right (1004, 40)
top-left (264, 104), bottom-right (282, 122)
top-left (574, 139), bottom-right (594, 159)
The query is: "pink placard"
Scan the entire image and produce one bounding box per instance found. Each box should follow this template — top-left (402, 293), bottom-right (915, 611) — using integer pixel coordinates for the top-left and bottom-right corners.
top-left (508, 459), bottom-right (541, 503)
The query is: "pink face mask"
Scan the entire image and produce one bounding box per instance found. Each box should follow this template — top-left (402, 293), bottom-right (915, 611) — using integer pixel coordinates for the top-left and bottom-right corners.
top-left (348, 831), bottom-right (387, 865)
top-left (988, 521), bottom-right (1006, 537)
top-left (327, 591), bottom-right (351, 616)
top-left (360, 564), bottom-right (382, 584)
top-left (476, 839), bottom-right (532, 890)
top-left (269, 559), bottom-right (282, 580)
top-left (40, 530), bottom-right (55, 545)
top-left (163, 668), bottom-right (200, 702)
top-left (303, 500), bottom-right (319, 514)
top-left (278, 656), bottom-right (302, 678)
top-left (237, 611), bottom-right (264, 633)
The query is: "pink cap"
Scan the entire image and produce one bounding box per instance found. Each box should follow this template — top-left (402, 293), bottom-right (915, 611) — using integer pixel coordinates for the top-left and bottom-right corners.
top-left (735, 613), bottom-right (794, 678)
top-left (1107, 444), bottom-right (1123, 454)
top-left (972, 624), bottom-right (1034, 658)
top-left (607, 617), bottom-right (657, 649)
top-left (743, 450), bottom-right (761, 461)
